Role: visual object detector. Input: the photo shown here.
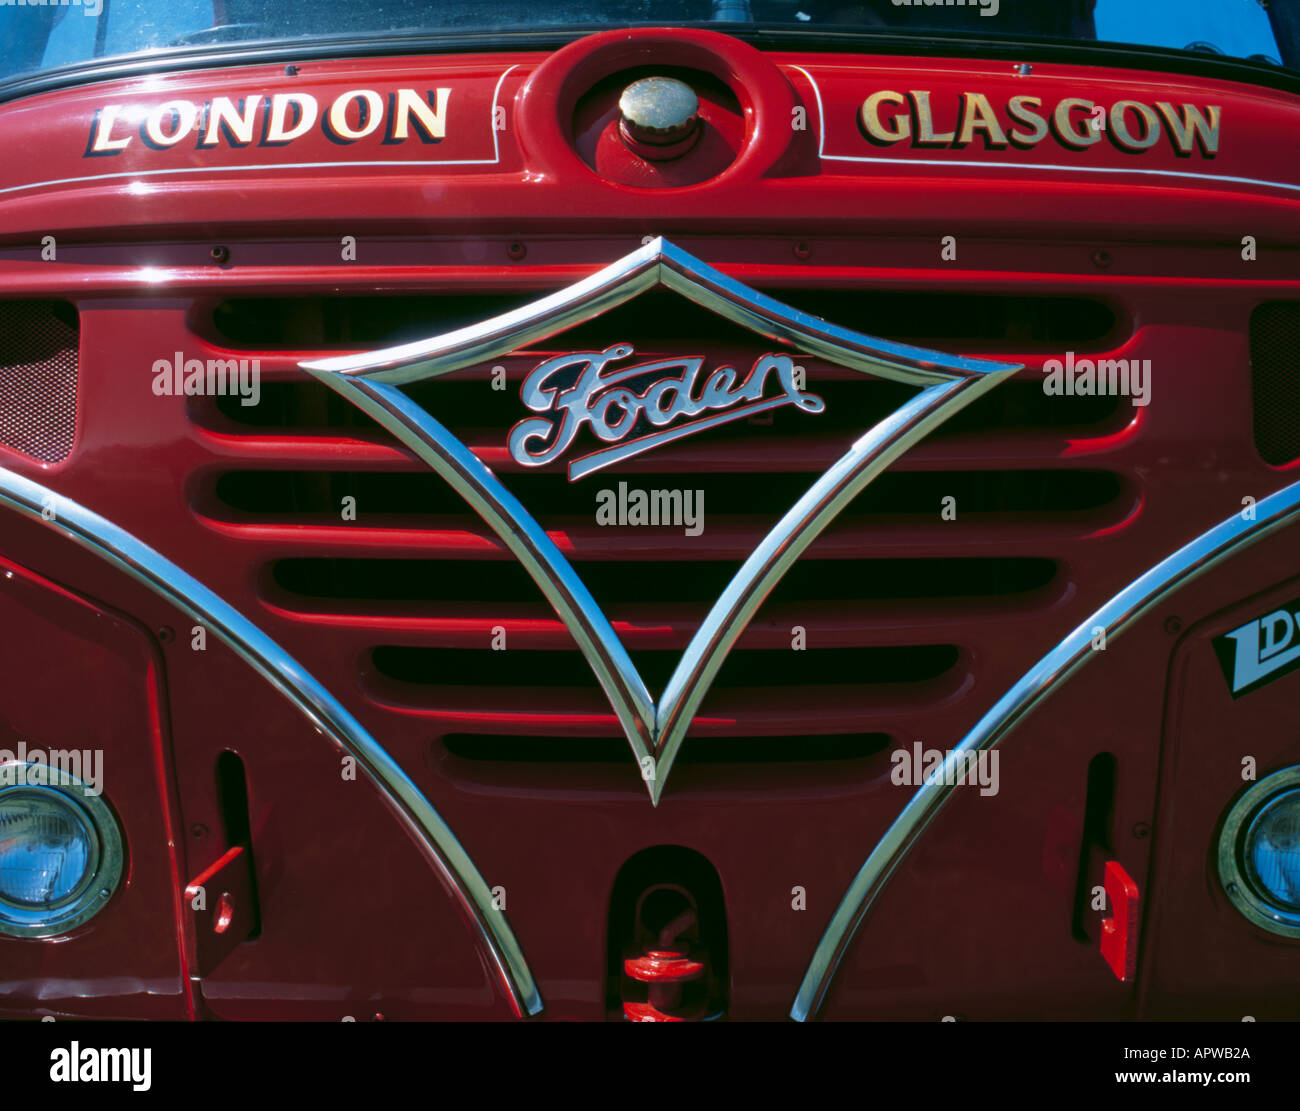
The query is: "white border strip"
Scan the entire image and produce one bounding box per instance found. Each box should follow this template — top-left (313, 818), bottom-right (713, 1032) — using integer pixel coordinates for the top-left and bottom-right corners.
top-left (0, 64), bottom-right (519, 197)
top-left (786, 64), bottom-right (1300, 196)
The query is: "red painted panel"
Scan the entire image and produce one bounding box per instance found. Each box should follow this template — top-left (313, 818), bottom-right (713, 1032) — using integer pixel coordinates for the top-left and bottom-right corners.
top-left (0, 555), bottom-right (190, 1018)
top-left (1140, 569), bottom-right (1300, 1020)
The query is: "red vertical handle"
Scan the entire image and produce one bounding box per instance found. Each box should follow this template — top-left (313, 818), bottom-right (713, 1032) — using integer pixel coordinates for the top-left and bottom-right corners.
top-left (1099, 860), bottom-right (1140, 982)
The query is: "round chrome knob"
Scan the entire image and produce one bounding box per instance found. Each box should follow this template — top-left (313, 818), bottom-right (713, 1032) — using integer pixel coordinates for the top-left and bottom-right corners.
top-left (618, 76), bottom-right (701, 155)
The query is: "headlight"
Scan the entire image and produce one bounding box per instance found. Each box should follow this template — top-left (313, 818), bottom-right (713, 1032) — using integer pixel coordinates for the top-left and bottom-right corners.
top-left (0, 765), bottom-right (123, 938)
top-left (1246, 789), bottom-right (1300, 909)
top-left (1218, 767), bottom-right (1300, 938)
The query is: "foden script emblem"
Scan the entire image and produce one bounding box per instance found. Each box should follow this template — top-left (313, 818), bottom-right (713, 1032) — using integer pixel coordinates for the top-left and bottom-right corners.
top-left (301, 238), bottom-right (1020, 804)
top-left (509, 345), bottom-right (825, 481)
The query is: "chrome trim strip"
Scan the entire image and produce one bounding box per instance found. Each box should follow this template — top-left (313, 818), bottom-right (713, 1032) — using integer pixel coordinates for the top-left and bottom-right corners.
top-left (303, 239), bottom-right (1020, 804)
top-left (787, 64), bottom-right (1300, 197)
top-left (0, 466), bottom-right (543, 1018)
top-left (306, 238), bottom-right (1012, 388)
top-left (791, 478), bottom-right (1300, 1021)
top-left (653, 375), bottom-right (998, 787)
top-left (326, 372), bottom-right (659, 772)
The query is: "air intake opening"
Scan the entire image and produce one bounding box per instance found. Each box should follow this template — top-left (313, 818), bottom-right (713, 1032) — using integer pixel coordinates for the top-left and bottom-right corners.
top-left (270, 555), bottom-right (1058, 606)
top-left (214, 749), bottom-right (260, 940)
top-left (207, 292), bottom-right (537, 348)
top-left (606, 846), bottom-right (728, 1022)
top-left (201, 375), bottom-right (1125, 437)
top-left (207, 468), bottom-right (1126, 519)
top-left (763, 289), bottom-right (1116, 347)
top-left (372, 643), bottom-right (960, 691)
top-left (441, 732), bottom-right (890, 764)
top-left (1072, 751), bottom-right (1117, 944)
top-left (1250, 302), bottom-right (1300, 467)
top-left (0, 300), bottom-right (79, 463)
top-left (206, 289), bottom-right (1115, 350)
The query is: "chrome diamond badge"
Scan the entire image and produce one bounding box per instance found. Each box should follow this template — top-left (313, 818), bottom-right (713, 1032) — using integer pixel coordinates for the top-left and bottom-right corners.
top-left (300, 238), bottom-right (1021, 804)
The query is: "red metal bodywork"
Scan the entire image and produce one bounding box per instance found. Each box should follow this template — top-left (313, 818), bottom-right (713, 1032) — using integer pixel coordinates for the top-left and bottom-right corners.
top-left (0, 27), bottom-right (1297, 1020)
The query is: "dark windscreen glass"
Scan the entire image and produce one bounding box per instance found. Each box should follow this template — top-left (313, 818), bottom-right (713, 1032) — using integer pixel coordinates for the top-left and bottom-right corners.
top-left (0, 0), bottom-right (1293, 84)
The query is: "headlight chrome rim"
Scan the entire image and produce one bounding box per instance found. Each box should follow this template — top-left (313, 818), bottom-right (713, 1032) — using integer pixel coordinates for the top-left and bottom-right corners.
top-left (1218, 765), bottom-right (1300, 939)
top-left (0, 762), bottom-right (122, 938)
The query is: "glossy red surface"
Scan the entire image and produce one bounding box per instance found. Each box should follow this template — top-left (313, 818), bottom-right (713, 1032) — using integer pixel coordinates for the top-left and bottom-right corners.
top-left (0, 26), bottom-right (1297, 1019)
top-left (0, 556), bottom-right (190, 1018)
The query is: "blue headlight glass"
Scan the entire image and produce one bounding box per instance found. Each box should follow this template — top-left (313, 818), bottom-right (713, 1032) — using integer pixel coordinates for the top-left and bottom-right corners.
top-left (0, 790), bottom-right (95, 908)
top-left (1246, 788), bottom-right (1300, 912)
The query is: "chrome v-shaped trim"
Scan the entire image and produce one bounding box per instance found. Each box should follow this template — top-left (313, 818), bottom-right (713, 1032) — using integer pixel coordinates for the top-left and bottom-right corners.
top-left (0, 466), bottom-right (542, 1017)
top-left (302, 239), bottom-right (1022, 805)
top-left (790, 477), bottom-right (1300, 1021)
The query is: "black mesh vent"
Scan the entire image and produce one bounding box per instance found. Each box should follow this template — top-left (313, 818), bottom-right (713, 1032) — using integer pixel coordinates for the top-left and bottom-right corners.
top-left (1250, 302), bottom-right (1300, 466)
top-left (0, 301), bottom-right (79, 463)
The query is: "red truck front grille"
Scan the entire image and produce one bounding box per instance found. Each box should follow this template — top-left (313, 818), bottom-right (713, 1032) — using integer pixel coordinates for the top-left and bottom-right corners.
top-left (181, 283), bottom-right (1142, 775)
top-left (4, 234), bottom-right (1292, 1019)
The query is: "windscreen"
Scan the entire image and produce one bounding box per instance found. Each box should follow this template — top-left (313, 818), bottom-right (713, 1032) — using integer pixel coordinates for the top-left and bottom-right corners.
top-left (1, 0), bottom-right (1295, 85)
